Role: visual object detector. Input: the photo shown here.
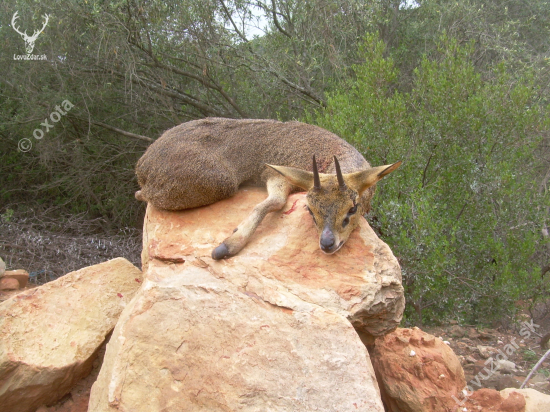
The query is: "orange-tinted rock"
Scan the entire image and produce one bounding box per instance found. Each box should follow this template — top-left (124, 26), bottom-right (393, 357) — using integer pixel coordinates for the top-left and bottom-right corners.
top-left (142, 188), bottom-right (404, 336)
top-left (2, 269), bottom-right (29, 288)
top-left (501, 388), bottom-right (550, 412)
top-left (371, 327), bottom-right (466, 412)
top-left (458, 388), bottom-right (526, 412)
top-left (0, 277), bottom-right (20, 290)
top-left (89, 188), bottom-right (403, 411)
top-left (0, 258), bottom-right (143, 412)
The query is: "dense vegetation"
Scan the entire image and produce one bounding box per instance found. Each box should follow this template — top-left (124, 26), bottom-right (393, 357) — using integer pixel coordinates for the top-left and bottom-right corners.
top-left (1, 0), bottom-right (549, 325)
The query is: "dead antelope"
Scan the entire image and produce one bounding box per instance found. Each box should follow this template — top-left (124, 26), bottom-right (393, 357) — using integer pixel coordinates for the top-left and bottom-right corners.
top-left (11, 11), bottom-right (49, 55)
top-left (135, 118), bottom-right (401, 259)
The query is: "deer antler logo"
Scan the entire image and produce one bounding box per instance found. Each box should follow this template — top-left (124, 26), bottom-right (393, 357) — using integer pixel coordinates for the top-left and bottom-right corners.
top-left (11, 11), bottom-right (49, 55)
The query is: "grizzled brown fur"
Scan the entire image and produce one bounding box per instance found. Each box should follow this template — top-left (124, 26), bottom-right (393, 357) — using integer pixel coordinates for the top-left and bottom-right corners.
top-left (136, 117), bottom-right (400, 259)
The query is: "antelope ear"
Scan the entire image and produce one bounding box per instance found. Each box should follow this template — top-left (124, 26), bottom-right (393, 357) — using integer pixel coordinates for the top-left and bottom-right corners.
top-left (345, 161), bottom-right (402, 194)
top-left (266, 164), bottom-right (314, 190)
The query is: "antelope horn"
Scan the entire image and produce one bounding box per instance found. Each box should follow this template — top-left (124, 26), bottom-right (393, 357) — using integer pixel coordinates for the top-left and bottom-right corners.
top-left (312, 155), bottom-right (321, 190)
top-left (334, 156), bottom-right (346, 189)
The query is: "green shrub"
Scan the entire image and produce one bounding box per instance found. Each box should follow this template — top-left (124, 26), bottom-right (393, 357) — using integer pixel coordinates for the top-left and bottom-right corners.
top-left (308, 33), bottom-right (550, 325)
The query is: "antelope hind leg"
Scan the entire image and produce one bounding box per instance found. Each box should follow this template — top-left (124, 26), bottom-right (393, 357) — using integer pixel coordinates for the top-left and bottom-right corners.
top-left (211, 177), bottom-right (292, 260)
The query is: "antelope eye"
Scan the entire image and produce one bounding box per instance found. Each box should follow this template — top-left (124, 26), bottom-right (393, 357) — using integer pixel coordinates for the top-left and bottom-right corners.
top-left (348, 205), bottom-right (357, 215)
top-left (306, 206), bottom-right (317, 223)
top-left (342, 216), bottom-right (350, 228)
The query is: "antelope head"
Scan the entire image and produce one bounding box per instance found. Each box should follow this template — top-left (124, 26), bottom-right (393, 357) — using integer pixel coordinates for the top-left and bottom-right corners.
top-left (268, 156), bottom-right (401, 254)
top-left (12, 12), bottom-right (49, 54)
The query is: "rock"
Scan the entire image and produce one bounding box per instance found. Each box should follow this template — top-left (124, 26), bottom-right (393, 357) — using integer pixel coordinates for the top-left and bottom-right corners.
top-left (0, 257), bottom-right (5, 276)
top-left (90, 189), bottom-right (403, 411)
top-left (501, 388), bottom-right (550, 411)
top-left (466, 355), bottom-right (477, 364)
top-left (141, 188), bottom-right (404, 336)
top-left (496, 359), bottom-right (517, 374)
top-left (458, 388), bottom-right (526, 412)
top-left (527, 372), bottom-right (549, 385)
top-left (468, 328), bottom-right (482, 339)
top-left (493, 373), bottom-right (522, 390)
top-left (477, 345), bottom-right (498, 359)
top-left (479, 329), bottom-right (499, 341)
top-left (457, 341), bottom-right (469, 350)
top-left (370, 327), bottom-right (466, 412)
top-left (0, 258), bottom-right (143, 412)
top-left (0, 277), bottom-right (20, 290)
top-left (532, 382), bottom-right (550, 392)
top-left (450, 325), bottom-right (467, 338)
top-left (90, 264), bottom-right (385, 411)
top-left (2, 269), bottom-right (30, 289)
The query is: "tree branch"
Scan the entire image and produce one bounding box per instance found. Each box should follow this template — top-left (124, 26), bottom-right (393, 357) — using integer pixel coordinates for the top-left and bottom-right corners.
top-left (78, 118), bottom-right (154, 142)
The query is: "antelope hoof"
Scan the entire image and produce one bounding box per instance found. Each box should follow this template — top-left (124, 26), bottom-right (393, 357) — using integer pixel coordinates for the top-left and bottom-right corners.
top-left (212, 243), bottom-right (231, 260)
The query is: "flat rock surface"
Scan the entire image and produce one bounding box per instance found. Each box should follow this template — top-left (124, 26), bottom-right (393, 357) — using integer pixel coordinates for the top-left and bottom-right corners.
top-left (0, 258), bottom-right (143, 412)
top-left (142, 188), bottom-right (404, 336)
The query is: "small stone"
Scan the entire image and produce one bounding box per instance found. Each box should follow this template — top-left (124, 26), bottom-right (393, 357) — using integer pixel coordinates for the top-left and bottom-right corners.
top-left (477, 345), bottom-right (497, 359)
top-left (457, 341), bottom-right (469, 349)
top-left (466, 355), bottom-right (477, 364)
top-left (0, 277), bottom-right (19, 291)
top-left (495, 374), bottom-right (521, 390)
top-left (450, 325), bottom-right (467, 338)
top-left (467, 328), bottom-right (481, 339)
top-left (526, 372), bottom-right (548, 384)
top-left (533, 381), bottom-right (550, 392)
top-left (410, 350), bottom-right (416, 356)
top-left (496, 359), bottom-right (516, 373)
top-left (2, 269), bottom-right (29, 289)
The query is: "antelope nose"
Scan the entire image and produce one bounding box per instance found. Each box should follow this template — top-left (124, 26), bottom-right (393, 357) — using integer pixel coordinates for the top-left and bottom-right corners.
top-left (320, 229), bottom-right (335, 251)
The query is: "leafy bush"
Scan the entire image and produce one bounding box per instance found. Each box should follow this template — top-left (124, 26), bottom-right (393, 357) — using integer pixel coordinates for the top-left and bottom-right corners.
top-left (309, 34), bottom-right (550, 325)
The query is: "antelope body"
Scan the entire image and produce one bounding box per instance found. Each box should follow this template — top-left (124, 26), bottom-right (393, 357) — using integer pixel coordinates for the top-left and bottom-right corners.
top-left (135, 118), bottom-right (400, 259)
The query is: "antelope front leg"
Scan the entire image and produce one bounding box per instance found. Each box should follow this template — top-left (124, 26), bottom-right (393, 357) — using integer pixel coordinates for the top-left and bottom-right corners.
top-left (211, 177), bottom-right (291, 260)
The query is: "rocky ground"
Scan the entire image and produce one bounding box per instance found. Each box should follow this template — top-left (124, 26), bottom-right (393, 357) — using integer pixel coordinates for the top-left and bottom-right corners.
top-left (2, 286), bottom-right (549, 411)
top-left (11, 324), bottom-right (543, 412)
top-left (423, 321), bottom-right (550, 396)
top-left (35, 342), bottom-right (107, 412)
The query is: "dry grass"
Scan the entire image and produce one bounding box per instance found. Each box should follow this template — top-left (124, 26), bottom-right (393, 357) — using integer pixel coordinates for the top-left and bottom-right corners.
top-left (0, 211), bottom-right (142, 284)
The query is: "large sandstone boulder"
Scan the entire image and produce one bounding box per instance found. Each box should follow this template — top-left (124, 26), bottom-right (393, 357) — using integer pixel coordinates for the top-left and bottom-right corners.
top-left (141, 188), bottom-right (404, 336)
top-left (89, 188), bottom-right (404, 411)
top-left (371, 327), bottom-right (467, 412)
top-left (0, 258), bottom-right (143, 412)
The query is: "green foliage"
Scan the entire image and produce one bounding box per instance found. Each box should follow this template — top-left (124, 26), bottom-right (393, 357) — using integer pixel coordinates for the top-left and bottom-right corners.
top-left (2, 0), bottom-right (550, 325)
top-left (310, 33), bottom-right (550, 325)
top-left (1, 209), bottom-right (14, 223)
top-left (522, 349), bottom-right (539, 363)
